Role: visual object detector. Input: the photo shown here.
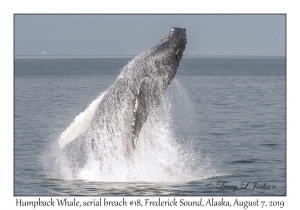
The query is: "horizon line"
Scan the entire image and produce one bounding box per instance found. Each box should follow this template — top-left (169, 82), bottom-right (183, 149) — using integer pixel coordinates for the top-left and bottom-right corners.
top-left (14, 54), bottom-right (285, 59)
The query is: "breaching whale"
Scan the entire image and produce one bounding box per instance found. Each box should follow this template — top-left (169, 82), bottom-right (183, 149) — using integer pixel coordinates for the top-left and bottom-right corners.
top-left (58, 27), bottom-right (187, 150)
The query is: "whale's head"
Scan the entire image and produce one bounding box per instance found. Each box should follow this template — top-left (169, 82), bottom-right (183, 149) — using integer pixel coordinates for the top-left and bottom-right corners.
top-left (158, 27), bottom-right (187, 58)
top-left (148, 27), bottom-right (187, 85)
top-left (166, 27), bottom-right (187, 51)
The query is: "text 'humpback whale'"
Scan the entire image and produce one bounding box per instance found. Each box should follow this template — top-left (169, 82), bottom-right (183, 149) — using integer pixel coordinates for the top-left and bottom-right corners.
top-left (58, 27), bottom-right (187, 150)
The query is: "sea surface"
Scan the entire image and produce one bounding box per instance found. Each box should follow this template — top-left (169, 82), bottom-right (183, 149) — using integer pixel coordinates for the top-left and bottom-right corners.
top-left (14, 57), bottom-right (286, 196)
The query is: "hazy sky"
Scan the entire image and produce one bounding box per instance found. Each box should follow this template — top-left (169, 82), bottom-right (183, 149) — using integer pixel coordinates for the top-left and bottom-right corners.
top-left (15, 14), bottom-right (285, 56)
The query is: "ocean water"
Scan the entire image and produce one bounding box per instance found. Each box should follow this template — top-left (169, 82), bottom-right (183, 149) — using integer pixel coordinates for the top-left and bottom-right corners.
top-left (14, 57), bottom-right (286, 196)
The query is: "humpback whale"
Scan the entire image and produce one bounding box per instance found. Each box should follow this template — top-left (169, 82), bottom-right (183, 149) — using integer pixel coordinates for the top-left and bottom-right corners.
top-left (58, 27), bottom-right (187, 150)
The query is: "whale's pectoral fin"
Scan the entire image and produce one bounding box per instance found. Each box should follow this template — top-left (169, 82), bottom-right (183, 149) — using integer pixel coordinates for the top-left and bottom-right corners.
top-left (132, 81), bottom-right (148, 149)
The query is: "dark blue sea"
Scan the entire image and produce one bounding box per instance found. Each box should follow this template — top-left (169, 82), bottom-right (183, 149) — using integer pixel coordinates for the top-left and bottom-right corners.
top-left (14, 56), bottom-right (286, 196)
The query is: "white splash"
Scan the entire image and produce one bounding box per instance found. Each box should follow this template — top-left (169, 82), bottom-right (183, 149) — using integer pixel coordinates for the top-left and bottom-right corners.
top-left (41, 82), bottom-right (216, 182)
top-left (74, 94), bottom-right (195, 182)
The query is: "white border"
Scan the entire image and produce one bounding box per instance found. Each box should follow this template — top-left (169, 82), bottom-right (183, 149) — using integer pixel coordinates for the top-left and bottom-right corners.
top-left (2, 0), bottom-right (297, 209)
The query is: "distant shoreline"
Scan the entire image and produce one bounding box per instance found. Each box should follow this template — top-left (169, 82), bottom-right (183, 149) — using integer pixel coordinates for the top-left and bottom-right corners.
top-left (14, 55), bottom-right (285, 60)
